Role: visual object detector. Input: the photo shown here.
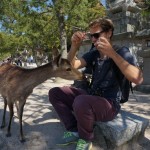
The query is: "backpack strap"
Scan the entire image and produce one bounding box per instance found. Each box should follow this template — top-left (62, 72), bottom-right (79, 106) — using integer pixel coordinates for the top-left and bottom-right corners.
top-left (130, 82), bottom-right (133, 94)
top-left (112, 45), bottom-right (134, 103)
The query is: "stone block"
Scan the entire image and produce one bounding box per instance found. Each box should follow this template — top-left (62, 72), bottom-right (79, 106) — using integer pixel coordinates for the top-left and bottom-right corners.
top-left (95, 110), bottom-right (149, 149)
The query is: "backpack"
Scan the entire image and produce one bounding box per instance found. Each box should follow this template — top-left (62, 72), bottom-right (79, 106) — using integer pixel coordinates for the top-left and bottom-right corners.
top-left (113, 46), bottom-right (133, 103)
top-left (113, 65), bottom-right (133, 103)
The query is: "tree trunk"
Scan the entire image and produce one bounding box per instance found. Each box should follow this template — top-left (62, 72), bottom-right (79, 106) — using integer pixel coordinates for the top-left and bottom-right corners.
top-left (58, 12), bottom-right (68, 58)
top-left (54, 1), bottom-right (68, 59)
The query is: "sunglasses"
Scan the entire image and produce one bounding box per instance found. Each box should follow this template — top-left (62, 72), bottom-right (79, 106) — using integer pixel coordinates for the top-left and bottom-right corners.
top-left (89, 31), bottom-right (104, 39)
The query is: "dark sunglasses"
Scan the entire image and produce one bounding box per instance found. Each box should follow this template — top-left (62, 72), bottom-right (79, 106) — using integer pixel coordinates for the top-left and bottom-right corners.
top-left (89, 31), bottom-right (104, 39)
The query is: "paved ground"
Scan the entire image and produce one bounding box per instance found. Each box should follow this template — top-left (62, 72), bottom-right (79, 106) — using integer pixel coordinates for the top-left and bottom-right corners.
top-left (0, 78), bottom-right (150, 150)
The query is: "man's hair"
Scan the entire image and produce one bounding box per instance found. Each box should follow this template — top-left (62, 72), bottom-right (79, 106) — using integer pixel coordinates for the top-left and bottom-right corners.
top-left (89, 18), bottom-right (114, 38)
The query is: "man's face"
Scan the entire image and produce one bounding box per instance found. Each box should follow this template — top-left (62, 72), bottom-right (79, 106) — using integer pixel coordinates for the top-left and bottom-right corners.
top-left (89, 26), bottom-right (110, 44)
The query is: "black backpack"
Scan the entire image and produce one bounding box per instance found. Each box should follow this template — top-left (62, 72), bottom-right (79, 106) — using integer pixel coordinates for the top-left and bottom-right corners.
top-left (113, 46), bottom-right (133, 103)
top-left (113, 65), bottom-right (133, 103)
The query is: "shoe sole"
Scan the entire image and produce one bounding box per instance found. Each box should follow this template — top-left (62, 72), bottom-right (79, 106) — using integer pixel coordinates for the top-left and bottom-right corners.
top-left (88, 143), bottom-right (92, 150)
top-left (56, 141), bottom-right (77, 146)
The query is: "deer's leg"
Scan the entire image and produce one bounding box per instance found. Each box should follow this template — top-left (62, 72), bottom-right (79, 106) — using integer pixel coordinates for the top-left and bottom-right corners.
top-left (6, 102), bottom-right (14, 137)
top-left (1, 98), bottom-right (7, 128)
top-left (18, 100), bottom-right (26, 142)
top-left (15, 101), bottom-right (19, 118)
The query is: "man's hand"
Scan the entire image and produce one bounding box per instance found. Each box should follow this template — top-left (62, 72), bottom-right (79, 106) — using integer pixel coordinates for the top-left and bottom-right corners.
top-left (68, 31), bottom-right (87, 69)
top-left (71, 31), bottom-right (86, 48)
top-left (94, 37), bottom-right (115, 58)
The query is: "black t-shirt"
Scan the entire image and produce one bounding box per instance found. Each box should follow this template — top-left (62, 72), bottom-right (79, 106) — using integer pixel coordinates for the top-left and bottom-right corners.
top-left (82, 46), bottom-right (137, 102)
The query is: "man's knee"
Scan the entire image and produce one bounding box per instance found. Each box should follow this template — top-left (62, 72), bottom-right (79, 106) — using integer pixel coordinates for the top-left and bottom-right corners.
top-left (48, 87), bottom-right (60, 103)
top-left (73, 95), bottom-right (87, 112)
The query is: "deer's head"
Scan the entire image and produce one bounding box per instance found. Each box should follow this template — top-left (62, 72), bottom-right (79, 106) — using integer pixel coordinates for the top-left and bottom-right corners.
top-left (52, 55), bottom-right (84, 81)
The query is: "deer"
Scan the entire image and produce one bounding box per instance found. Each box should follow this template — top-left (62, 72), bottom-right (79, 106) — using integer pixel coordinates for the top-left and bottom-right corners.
top-left (0, 54), bottom-right (83, 142)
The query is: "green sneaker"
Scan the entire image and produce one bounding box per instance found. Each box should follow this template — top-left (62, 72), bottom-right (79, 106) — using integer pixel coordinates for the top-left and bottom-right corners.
top-left (76, 139), bottom-right (92, 150)
top-left (57, 131), bottom-right (79, 146)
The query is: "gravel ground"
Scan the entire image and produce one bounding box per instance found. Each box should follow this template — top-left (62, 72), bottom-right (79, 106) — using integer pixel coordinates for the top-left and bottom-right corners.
top-left (0, 78), bottom-right (150, 150)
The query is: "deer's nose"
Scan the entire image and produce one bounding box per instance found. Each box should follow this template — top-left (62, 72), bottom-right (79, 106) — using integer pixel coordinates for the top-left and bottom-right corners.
top-left (78, 73), bottom-right (86, 80)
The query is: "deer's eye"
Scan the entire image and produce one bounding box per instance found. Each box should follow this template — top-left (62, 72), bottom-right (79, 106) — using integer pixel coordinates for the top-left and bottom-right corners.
top-left (66, 68), bottom-right (71, 71)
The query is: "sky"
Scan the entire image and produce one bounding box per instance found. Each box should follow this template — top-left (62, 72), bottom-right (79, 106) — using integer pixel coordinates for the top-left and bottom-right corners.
top-left (101, 0), bottom-right (106, 7)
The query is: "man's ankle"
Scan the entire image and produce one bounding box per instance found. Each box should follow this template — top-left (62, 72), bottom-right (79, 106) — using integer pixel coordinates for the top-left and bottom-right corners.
top-left (56, 131), bottom-right (79, 146)
top-left (72, 132), bottom-right (79, 137)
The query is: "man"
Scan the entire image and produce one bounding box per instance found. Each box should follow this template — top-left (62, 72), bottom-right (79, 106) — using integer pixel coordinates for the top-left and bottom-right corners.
top-left (72, 43), bottom-right (94, 90)
top-left (49, 18), bottom-right (143, 150)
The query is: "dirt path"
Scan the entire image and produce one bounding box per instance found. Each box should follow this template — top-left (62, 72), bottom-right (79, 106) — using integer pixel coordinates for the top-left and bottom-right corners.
top-left (0, 79), bottom-right (150, 150)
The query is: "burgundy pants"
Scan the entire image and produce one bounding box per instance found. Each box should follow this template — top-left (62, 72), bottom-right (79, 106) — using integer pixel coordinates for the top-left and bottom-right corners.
top-left (49, 86), bottom-right (117, 141)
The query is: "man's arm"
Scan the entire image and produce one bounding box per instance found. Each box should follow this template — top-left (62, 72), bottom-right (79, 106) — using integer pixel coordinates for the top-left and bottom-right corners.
top-left (95, 37), bottom-right (143, 85)
top-left (67, 31), bottom-right (87, 69)
top-left (111, 51), bottom-right (143, 85)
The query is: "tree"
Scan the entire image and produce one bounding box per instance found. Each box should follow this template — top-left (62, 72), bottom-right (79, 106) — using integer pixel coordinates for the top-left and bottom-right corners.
top-left (134, 0), bottom-right (150, 16)
top-left (0, 0), bottom-right (106, 61)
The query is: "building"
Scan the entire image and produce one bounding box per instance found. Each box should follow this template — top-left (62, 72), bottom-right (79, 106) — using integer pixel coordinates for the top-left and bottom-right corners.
top-left (106, 0), bottom-right (149, 57)
top-left (106, 0), bottom-right (150, 92)
top-left (77, 0), bottom-right (150, 92)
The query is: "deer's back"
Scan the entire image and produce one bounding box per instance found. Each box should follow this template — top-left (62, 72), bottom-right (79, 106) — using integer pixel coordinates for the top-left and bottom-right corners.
top-left (0, 63), bottom-right (15, 75)
top-left (0, 64), bottom-right (33, 101)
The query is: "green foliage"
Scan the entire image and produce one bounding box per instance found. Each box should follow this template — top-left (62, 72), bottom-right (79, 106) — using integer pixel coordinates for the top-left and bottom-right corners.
top-left (135, 0), bottom-right (150, 17)
top-left (0, 0), bottom-right (106, 55)
top-left (0, 52), bottom-right (10, 61)
top-left (141, 4), bottom-right (150, 17)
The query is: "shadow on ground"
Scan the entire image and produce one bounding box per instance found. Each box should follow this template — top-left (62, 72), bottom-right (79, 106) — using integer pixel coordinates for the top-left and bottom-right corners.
top-left (0, 80), bottom-right (150, 150)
